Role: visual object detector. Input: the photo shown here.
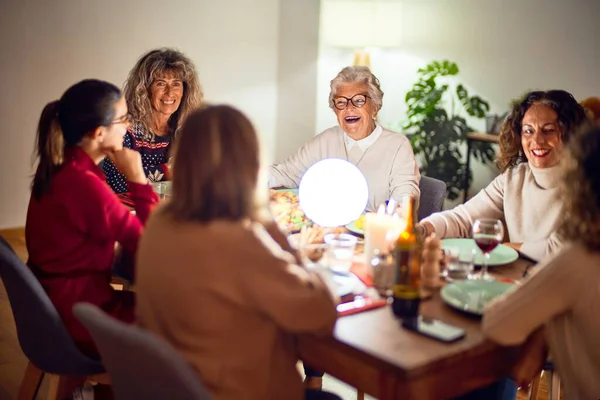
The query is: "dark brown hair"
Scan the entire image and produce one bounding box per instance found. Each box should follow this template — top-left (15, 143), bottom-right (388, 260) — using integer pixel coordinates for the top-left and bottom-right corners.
top-left (32, 79), bottom-right (121, 200)
top-left (558, 125), bottom-right (600, 250)
top-left (496, 90), bottom-right (588, 172)
top-left (164, 105), bottom-right (261, 222)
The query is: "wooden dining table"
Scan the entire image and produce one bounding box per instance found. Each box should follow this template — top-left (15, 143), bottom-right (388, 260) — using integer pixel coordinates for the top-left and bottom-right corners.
top-left (297, 258), bottom-right (536, 399)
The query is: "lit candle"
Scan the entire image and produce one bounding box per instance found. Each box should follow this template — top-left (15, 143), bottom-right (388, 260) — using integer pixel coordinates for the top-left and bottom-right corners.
top-left (364, 205), bottom-right (405, 265)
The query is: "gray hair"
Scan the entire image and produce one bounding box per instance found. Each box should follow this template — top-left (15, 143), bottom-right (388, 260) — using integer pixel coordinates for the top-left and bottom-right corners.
top-left (329, 66), bottom-right (384, 112)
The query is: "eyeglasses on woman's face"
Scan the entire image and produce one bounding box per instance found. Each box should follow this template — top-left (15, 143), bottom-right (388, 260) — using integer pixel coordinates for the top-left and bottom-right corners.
top-left (110, 113), bottom-right (134, 126)
top-left (333, 94), bottom-right (370, 110)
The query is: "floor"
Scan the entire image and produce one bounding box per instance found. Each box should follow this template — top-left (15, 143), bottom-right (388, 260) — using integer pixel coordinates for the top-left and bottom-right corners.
top-left (0, 227), bottom-right (550, 399)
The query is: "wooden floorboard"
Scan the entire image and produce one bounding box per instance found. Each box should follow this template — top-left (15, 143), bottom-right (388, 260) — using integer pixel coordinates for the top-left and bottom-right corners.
top-left (0, 227), bottom-right (551, 399)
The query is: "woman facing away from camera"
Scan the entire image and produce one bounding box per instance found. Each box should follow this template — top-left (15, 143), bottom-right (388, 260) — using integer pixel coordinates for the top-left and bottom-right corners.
top-left (135, 105), bottom-right (341, 400)
top-left (419, 90), bottom-right (589, 261)
top-left (103, 48), bottom-right (203, 200)
top-left (26, 79), bottom-right (158, 358)
top-left (483, 124), bottom-right (600, 400)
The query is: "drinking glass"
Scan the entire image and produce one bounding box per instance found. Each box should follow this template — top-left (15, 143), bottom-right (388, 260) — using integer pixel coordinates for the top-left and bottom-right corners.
top-left (324, 233), bottom-right (357, 274)
top-left (472, 218), bottom-right (504, 281)
top-left (442, 247), bottom-right (475, 281)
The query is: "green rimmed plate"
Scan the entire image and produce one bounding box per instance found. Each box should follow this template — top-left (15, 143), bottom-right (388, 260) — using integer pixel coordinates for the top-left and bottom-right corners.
top-left (441, 238), bottom-right (519, 267)
top-left (441, 280), bottom-right (515, 316)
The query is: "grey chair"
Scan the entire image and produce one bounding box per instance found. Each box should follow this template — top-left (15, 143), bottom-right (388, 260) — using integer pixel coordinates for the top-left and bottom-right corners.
top-left (0, 236), bottom-right (106, 400)
top-left (418, 175), bottom-right (447, 221)
top-left (73, 302), bottom-right (212, 400)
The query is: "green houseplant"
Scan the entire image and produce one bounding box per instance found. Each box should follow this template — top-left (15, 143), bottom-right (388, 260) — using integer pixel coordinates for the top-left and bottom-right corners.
top-left (403, 60), bottom-right (496, 200)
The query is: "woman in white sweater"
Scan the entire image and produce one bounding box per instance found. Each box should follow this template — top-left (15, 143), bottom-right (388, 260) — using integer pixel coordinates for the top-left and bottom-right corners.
top-left (419, 90), bottom-right (588, 261)
top-left (483, 124), bottom-right (600, 400)
top-left (269, 66), bottom-right (420, 211)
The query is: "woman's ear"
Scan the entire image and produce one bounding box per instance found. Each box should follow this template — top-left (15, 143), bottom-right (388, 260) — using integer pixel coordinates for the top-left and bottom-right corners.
top-left (91, 126), bottom-right (105, 143)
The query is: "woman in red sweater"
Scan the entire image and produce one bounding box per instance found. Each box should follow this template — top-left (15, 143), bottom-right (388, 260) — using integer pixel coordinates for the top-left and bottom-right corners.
top-left (26, 79), bottom-right (158, 357)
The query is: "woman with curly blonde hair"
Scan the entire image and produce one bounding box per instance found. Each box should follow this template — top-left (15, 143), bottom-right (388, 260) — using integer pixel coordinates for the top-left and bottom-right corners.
top-left (483, 125), bottom-right (600, 400)
top-left (420, 90), bottom-right (588, 261)
top-left (103, 48), bottom-right (203, 198)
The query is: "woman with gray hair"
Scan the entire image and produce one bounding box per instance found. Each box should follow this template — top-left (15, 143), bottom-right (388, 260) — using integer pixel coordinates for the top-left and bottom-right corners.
top-left (269, 66), bottom-right (420, 211)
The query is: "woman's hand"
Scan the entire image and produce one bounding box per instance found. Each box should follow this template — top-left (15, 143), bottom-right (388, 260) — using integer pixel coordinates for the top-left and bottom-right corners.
top-left (417, 221), bottom-right (434, 237)
top-left (108, 148), bottom-right (147, 185)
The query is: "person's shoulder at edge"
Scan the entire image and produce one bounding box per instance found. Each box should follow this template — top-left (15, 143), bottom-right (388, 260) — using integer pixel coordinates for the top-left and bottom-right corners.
top-left (143, 207), bottom-right (292, 261)
top-left (378, 127), bottom-right (412, 145)
top-left (526, 242), bottom-right (599, 279)
top-left (314, 125), bottom-right (343, 140)
top-left (55, 158), bottom-right (110, 198)
top-left (380, 126), bottom-right (409, 137)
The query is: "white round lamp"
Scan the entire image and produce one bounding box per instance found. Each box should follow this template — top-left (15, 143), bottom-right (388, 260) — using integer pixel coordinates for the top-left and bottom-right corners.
top-left (298, 158), bottom-right (369, 227)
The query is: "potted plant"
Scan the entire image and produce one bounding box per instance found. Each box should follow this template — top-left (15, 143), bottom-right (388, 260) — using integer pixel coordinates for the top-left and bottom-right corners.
top-left (403, 60), bottom-right (496, 201)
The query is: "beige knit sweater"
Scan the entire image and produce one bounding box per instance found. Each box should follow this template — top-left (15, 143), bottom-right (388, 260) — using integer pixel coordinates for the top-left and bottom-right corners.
top-left (483, 244), bottom-right (600, 400)
top-left (135, 208), bottom-right (338, 400)
top-left (422, 162), bottom-right (564, 261)
top-left (268, 125), bottom-right (421, 211)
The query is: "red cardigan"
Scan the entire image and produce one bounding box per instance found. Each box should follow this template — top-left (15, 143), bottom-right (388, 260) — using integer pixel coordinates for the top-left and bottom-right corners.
top-left (26, 147), bottom-right (158, 349)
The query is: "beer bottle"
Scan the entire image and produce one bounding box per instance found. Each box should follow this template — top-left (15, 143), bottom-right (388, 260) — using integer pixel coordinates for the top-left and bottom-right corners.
top-left (392, 195), bottom-right (421, 318)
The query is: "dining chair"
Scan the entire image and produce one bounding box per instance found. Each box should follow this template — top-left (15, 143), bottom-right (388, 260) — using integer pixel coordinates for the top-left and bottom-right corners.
top-left (0, 235), bottom-right (108, 400)
top-left (73, 302), bottom-right (212, 400)
top-left (418, 175), bottom-right (447, 221)
top-left (527, 361), bottom-right (561, 400)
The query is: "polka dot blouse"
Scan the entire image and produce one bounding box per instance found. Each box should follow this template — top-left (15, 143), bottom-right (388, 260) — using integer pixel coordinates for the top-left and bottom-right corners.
top-left (103, 123), bottom-right (171, 194)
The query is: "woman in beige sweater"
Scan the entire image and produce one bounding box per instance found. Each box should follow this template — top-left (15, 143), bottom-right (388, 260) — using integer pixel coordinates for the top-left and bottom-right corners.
top-left (135, 106), bottom-right (340, 400)
top-left (483, 124), bottom-right (600, 400)
top-left (420, 90), bottom-right (588, 261)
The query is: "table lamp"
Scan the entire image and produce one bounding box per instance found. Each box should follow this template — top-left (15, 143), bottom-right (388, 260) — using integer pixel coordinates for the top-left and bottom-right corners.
top-left (320, 0), bottom-right (403, 68)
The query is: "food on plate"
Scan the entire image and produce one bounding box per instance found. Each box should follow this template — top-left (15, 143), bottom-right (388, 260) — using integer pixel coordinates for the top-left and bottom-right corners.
top-left (354, 214), bottom-right (366, 231)
top-left (269, 189), bottom-right (309, 232)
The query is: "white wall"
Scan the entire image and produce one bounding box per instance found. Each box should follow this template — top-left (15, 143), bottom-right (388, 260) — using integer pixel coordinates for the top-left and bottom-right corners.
top-left (0, 0), bottom-right (281, 228)
top-left (275, 0), bottom-right (321, 161)
top-left (2, 0), bottom-right (598, 227)
top-left (317, 0), bottom-right (600, 206)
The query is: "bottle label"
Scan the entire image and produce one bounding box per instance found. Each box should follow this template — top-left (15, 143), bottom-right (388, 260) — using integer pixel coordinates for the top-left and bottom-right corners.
top-left (393, 250), bottom-right (419, 299)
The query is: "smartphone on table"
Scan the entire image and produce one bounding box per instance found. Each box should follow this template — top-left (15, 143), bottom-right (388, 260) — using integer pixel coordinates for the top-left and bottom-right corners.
top-left (402, 316), bottom-right (466, 343)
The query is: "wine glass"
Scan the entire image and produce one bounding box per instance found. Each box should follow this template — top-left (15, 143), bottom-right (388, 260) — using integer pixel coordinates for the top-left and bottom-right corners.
top-left (472, 218), bottom-right (504, 281)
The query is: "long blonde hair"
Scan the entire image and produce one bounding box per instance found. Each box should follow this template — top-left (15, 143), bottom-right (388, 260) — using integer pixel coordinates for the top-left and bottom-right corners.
top-left (123, 48), bottom-right (203, 141)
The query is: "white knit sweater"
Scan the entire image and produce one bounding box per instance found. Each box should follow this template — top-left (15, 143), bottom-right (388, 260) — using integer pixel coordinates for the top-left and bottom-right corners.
top-left (268, 125), bottom-right (420, 211)
top-left (422, 162), bottom-right (564, 261)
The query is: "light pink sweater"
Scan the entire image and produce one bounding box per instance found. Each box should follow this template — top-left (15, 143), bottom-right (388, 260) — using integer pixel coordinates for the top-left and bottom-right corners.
top-left (483, 244), bottom-right (600, 400)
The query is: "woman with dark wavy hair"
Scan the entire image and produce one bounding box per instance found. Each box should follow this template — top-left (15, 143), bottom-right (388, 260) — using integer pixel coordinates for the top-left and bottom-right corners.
top-left (483, 125), bottom-right (600, 399)
top-left (103, 48), bottom-right (203, 199)
top-left (419, 90), bottom-right (588, 261)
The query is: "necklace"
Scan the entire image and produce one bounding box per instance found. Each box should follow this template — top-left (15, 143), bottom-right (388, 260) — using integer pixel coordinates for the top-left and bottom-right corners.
top-left (342, 134), bottom-right (371, 167)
